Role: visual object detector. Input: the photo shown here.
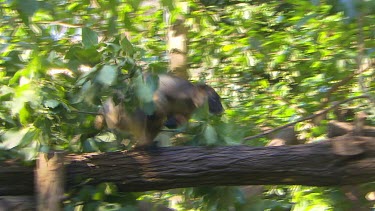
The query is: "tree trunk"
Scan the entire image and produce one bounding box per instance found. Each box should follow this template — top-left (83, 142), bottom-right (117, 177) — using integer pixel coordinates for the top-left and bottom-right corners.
top-left (1, 136), bottom-right (374, 195)
top-left (35, 152), bottom-right (64, 211)
top-left (167, 17), bottom-right (189, 79)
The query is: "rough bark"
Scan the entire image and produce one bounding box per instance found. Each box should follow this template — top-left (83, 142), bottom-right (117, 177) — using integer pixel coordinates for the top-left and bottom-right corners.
top-left (0, 166), bottom-right (34, 195)
top-left (241, 126), bottom-right (299, 199)
top-left (0, 196), bottom-right (35, 211)
top-left (1, 136), bottom-right (375, 195)
top-left (329, 115), bottom-right (373, 210)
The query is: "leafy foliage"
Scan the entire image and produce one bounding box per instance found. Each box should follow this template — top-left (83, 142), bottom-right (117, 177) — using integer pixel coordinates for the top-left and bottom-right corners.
top-left (0, 0), bottom-right (374, 210)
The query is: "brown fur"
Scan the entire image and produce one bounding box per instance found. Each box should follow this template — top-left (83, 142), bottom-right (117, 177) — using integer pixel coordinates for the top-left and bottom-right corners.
top-left (97, 74), bottom-right (223, 148)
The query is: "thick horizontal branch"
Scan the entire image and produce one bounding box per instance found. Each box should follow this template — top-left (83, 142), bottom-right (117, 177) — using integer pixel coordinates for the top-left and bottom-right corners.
top-left (1, 136), bottom-right (375, 195)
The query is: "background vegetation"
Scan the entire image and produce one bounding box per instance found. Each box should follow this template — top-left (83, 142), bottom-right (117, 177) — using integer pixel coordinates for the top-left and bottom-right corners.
top-left (0, 0), bottom-right (374, 210)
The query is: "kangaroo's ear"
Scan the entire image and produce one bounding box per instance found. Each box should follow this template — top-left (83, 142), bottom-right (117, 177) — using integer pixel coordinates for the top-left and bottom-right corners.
top-left (154, 74), bottom-right (198, 113)
top-left (196, 84), bottom-right (224, 115)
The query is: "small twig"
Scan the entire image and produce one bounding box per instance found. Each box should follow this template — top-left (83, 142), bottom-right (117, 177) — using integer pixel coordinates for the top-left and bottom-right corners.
top-left (355, 9), bottom-right (375, 107)
top-left (321, 7), bottom-right (373, 109)
top-left (71, 110), bottom-right (100, 115)
top-left (356, 8), bottom-right (366, 93)
top-left (37, 21), bottom-right (83, 28)
top-left (242, 95), bottom-right (370, 142)
top-left (321, 61), bottom-right (373, 108)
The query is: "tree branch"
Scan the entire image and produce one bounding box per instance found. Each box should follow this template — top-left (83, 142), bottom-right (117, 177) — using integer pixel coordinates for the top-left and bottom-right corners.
top-left (37, 21), bottom-right (83, 28)
top-left (1, 136), bottom-right (375, 195)
top-left (243, 95), bottom-right (370, 141)
top-left (320, 60), bottom-right (373, 108)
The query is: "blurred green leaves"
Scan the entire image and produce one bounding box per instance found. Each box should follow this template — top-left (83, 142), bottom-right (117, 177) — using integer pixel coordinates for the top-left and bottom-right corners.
top-left (13, 0), bottom-right (39, 24)
top-left (1, 0), bottom-right (374, 210)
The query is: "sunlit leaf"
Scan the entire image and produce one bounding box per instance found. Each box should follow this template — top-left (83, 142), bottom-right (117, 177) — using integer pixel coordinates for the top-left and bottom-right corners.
top-left (222, 44), bottom-right (235, 52)
top-left (19, 103), bottom-right (32, 125)
top-left (44, 99), bottom-right (60, 108)
top-left (11, 84), bottom-right (40, 115)
top-left (259, 79), bottom-right (269, 88)
top-left (21, 145), bottom-right (39, 160)
top-left (1, 128), bottom-right (31, 149)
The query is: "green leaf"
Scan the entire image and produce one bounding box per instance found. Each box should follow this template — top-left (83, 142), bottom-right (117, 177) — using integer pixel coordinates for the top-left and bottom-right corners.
top-left (11, 84), bottom-right (39, 116)
top-left (92, 190), bottom-right (105, 201)
top-left (96, 65), bottom-right (117, 86)
top-left (204, 125), bottom-right (218, 145)
top-left (19, 129), bottom-right (36, 148)
top-left (43, 99), bottom-right (60, 108)
top-left (128, 0), bottom-right (141, 10)
top-left (76, 81), bottom-right (99, 104)
top-left (83, 138), bottom-right (99, 152)
top-left (14, 0), bottom-right (39, 24)
top-left (222, 44), bottom-right (235, 52)
top-left (120, 37), bottom-right (134, 55)
top-left (161, 0), bottom-right (175, 11)
top-left (295, 14), bottom-right (317, 29)
top-left (82, 27), bottom-right (98, 48)
top-left (66, 2), bottom-right (80, 11)
top-left (21, 145), bottom-right (39, 160)
top-left (1, 128), bottom-right (31, 149)
top-left (134, 74), bottom-right (158, 114)
top-left (39, 145), bottom-right (50, 153)
top-left (19, 103), bottom-right (32, 125)
top-left (274, 54), bottom-right (286, 64)
top-left (78, 186), bottom-right (96, 201)
top-left (259, 79), bottom-right (269, 88)
top-left (123, 12), bottom-right (134, 30)
top-left (66, 46), bottom-right (101, 66)
top-left (9, 71), bottom-right (23, 85)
